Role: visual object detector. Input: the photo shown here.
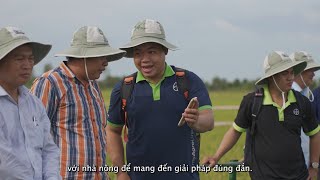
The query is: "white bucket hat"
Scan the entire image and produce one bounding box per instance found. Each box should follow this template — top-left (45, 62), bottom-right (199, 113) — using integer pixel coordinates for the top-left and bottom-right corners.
top-left (255, 51), bottom-right (307, 85)
top-left (290, 51), bottom-right (320, 72)
top-left (55, 26), bottom-right (126, 62)
top-left (290, 51), bottom-right (320, 102)
top-left (120, 19), bottom-right (178, 58)
top-left (0, 27), bottom-right (51, 65)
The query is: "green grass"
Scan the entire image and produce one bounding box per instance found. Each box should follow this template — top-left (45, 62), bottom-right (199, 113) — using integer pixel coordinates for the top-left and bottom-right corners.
top-left (102, 89), bottom-right (250, 179)
top-left (214, 110), bottom-right (238, 122)
top-left (210, 90), bottom-right (248, 106)
top-left (199, 126), bottom-right (249, 180)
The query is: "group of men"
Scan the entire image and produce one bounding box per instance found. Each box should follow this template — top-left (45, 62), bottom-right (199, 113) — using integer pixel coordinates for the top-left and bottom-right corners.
top-left (0, 19), bottom-right (213, 180)
top-left (0, 18), bottom-right (319, 180)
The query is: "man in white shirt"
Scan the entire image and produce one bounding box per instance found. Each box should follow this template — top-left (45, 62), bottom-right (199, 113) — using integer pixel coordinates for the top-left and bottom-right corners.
top-left (0, 26), bottom-right (60, 180)
top-left (291, 51), bottom-right (320, 168)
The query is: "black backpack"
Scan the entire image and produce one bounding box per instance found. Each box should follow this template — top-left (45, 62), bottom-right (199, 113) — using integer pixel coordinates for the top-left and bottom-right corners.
top-left (120, 67), bottom-right (191, 142)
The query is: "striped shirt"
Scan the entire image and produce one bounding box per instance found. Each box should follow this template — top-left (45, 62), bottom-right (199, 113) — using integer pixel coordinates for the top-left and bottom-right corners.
top-left (30, 62), bottom-right (108, 180)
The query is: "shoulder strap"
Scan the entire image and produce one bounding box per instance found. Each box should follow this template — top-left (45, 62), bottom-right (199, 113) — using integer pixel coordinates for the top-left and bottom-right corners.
top-left (175, 67), bottom-right (201, 154)
top-left (250, 87), bottom-right (264, 136)
top-left (121, 72), bottom-right (137, 111)
top-left (245, 87), bottom-right (265, 177)
top-left (120, 72), bottom-right (137, 142)
top-left (175, 67), bottom-right (189, 100)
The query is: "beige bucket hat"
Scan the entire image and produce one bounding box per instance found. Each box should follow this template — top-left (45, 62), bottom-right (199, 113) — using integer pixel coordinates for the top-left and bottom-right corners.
top-left (255, 51), bottom-right (307, 85)
top-left (290, 51), bottom-right (320, 72)
top-left (55, 26), bottom-right (126, 62)
top-left (120, 19), bottom-right (178, 58)
top-left (0, 27), bottom-right (51, 65)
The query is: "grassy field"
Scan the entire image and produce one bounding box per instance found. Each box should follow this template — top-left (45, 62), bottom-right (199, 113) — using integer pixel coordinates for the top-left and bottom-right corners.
top-left (102, 88), bottom-right (251, 180)
top-left (210, 90), bottom-right (246, 106)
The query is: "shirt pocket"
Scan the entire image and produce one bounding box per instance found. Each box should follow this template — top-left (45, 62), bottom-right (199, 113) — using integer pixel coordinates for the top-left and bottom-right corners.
top-left (26, 116), bottom-right (44, 150)
top-left (285, 112), bottom-right (303, 135)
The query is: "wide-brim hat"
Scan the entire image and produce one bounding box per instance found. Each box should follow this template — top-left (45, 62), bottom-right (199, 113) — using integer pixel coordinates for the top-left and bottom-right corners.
top-left (120, 19), bottom-right (178, 58)
top-left (55, 26), bottom-right (126, 62)
top-left (0, 27), bottom-right (51, 65)
top-left (255, 51), bottom-right (307, 85)
top-left (290, 51), bottom-right (320, 72)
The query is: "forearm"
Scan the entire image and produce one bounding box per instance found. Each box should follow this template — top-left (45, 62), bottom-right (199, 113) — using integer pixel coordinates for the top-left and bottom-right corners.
top-left (309, 132), bottom-right (320, 164)
top-left (106, 126), bottom-right (126, 168)
top-left (190, 109), bottom-right (214, 133)
top-left (42, 114), bottom-right (61, 179)
top-left (213, 127), bottom-right (242, 161)
top-left (42, 139), bottom-right (61, 179)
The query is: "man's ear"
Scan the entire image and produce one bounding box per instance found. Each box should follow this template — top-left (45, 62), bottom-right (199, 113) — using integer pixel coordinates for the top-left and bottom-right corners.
top-left (163, 47), bottom-right (168, 55)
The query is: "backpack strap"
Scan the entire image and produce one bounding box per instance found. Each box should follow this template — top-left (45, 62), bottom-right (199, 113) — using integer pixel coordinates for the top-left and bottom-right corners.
top-left (175, 67), bottom-right (189, 100)
top-left (175, 67), bottom-right (202, 158)
top-left (244, 87), bottom-right (264, 177)
top-left (250, 87), bottom-right (264, 136)
top-left (120, 72), bottom-right (137, 142)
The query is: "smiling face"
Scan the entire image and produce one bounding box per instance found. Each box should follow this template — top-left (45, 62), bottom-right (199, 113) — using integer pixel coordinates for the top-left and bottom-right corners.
top-left (133, 42), bottom-right (167, 84)
top-left (0, 44), bottom-right (34, 89)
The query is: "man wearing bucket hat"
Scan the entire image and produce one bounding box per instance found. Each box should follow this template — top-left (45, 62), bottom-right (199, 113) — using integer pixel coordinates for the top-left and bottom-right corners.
top-left (203, 51), bottom-right (320, 179)
top-left (0, 27), bottom-right (60, 179)
top-left (106, 19), bottom-right (214, 180)
top-left (291, 51), bottom-right (320, 169)
top-left (312, 59), bottom-right (320, 125)
top-left (31, 26), bottom-right (126, 180)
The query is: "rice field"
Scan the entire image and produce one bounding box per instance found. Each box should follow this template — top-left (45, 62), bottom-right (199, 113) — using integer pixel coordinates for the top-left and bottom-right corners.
top-left (102, 88), bottom-right (251, 180)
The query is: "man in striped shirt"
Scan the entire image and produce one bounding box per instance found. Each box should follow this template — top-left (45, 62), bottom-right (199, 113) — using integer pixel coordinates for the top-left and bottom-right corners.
top-left (31, 26), bottom-right (125, 180)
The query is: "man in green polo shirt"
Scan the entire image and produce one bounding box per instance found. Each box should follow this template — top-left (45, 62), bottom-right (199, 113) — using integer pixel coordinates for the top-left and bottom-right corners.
top-left (203, 51), bottom-right (320, 179)
top-left (107, 19), bottom-right (214, 180)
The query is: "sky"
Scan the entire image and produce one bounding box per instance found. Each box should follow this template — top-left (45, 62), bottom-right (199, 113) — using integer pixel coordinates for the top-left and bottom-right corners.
top-left (1, 0), bottom-right (320, 82)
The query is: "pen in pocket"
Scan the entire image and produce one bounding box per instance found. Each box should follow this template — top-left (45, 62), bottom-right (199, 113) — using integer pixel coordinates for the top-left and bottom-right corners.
top-left (32, 116), bottom-right (38, 126)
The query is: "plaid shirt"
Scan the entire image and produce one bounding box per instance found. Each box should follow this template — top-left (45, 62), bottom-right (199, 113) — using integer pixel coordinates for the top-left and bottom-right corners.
top-left (31, 62), bottom-right (108, 180)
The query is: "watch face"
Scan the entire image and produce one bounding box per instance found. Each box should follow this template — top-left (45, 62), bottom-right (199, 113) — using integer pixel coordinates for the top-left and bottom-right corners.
top-left (311, 162), bottom-right (319, 169)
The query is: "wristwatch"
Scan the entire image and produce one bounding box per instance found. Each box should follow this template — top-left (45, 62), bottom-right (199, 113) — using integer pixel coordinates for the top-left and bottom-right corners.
top-left (311, 162), bottom-right (319, 169)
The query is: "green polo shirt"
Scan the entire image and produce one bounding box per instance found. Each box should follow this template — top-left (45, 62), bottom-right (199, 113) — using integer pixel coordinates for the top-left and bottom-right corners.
top-left (136, 64), bottom-right (175, 101)
top-left (232, 86), bottom-right (320, 179)
top-left (262, 85), bottom-right (296, 121)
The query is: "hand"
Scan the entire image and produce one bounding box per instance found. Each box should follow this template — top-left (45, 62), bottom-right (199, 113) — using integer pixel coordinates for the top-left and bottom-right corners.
top-left (201, 156), bottom-right (218, 168)
top-left (306, 167), bottom-right (318, 180)
top-left (182, 98), bottom-right (199, 127)
top-left (117, 172), bottom-right (131, 180)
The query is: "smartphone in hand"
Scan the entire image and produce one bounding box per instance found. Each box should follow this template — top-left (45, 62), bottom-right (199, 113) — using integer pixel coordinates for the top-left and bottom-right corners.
top-left (177, 97), bottom-right (197, 127)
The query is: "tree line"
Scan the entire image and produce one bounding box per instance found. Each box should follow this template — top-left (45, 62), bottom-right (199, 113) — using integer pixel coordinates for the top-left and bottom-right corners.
top-left (26, 64), bottom-right (320, 91)
top-left (98, 74), bottom-right (320, 91)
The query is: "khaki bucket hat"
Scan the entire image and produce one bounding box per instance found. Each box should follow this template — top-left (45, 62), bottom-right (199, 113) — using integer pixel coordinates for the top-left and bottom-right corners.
top-left (55, 26), bottom-right (126, 62)
top-left (255, 51), bottom-right (307, 85)
top-left (290, 51), bottom-right (320, 72)
top-left (0, 27), bottom-right (51, 65)
top-left (120, 19), bottom-right (178, 58)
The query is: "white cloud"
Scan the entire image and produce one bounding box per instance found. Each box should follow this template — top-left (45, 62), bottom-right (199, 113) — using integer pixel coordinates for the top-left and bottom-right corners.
top-left (214, 19), bottom-right (241, 33)
top-left (2, 0), bottom-right (320, 81)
